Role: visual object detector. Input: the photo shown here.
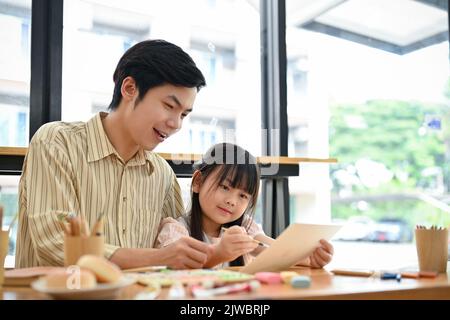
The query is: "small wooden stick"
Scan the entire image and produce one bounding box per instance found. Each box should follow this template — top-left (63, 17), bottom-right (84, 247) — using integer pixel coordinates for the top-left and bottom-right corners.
top-left (91, 213), bottom-right (104, 236)
top-left (80, 216), bottom-right (90, 237)
top-left (69, 216), bottom-right (80, 236)
top-left (59, 220), bottom-right (71, 236)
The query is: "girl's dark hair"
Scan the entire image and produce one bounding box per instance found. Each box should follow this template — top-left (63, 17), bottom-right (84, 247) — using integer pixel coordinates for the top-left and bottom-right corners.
top-left (108, 39), bottom-right (206, 110)
top-left (188, 143), bottom-right (260, 266)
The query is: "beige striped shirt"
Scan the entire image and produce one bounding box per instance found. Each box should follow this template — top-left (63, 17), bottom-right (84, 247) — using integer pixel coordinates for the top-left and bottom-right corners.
top-left (16, 112), bottom-right (184, 267)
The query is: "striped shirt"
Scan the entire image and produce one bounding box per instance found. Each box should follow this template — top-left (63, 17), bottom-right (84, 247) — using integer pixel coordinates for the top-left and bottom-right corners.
top-left (16, 112), bottom-right (184, 268)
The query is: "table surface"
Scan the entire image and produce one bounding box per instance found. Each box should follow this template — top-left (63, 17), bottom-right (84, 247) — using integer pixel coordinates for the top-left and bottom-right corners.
top-left (2, 266), bottom-right (450, 300)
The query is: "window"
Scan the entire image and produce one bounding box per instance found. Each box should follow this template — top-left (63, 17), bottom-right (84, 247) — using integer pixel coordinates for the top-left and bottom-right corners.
top-left (288, 57), bottom-right (308, 99)
top-left (61, 0), bottom-right (262, 225)
top-left (185, 116), bottom-right (235, 154)
top-left (0, 0), bottom-right (31, 147)
top-left (62, 0), bottom-right (261, 157)
top-left (287, 0), bottom-right (449, 269)
top-left (190, 41), bottom-right (237, 86)
top-left (288, 124), bottom-right (309, 156)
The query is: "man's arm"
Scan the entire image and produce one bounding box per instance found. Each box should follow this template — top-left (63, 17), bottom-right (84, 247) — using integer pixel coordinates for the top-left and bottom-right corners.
top-left (22, 139), bottom-right (122, 266)
top-left (23, 139), bottom-right (80, 266)
top-left (110, 236), bottom-right (213, 270)
top-left (161, 169), bottom-right (185, 219)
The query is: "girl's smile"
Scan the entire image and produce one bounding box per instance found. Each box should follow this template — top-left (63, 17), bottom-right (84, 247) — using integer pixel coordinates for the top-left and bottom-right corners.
top-left (217, 206), bottom-right (233, 216)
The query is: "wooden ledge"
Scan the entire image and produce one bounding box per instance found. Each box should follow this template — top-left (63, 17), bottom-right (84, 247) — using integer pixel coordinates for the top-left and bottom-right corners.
top-left (0, 147), bottom-right (27, 156)
top-left (1, 147), bottom-right (337, 164)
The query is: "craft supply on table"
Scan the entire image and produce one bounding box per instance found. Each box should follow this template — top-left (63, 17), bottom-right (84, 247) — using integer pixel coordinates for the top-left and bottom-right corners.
top-left (60, 212), bottom-right (105, 266)
top-left (254, 272), bottom-right (282, 284)
top-left (331, 269), bottom-right (375, 277)
top-left (415, 225), bottom-right (448, 273)
top-left (130, 269), bottom-right (254, 287)
top-left (280, 271), bottom-right (299, 284)
top-left (167, 281), bottom-right (186, 299)
top-left (191, 280), bottom-right (260, 298)
top-left (399, 270), bottom-right (438, 279)
top-left (331, 268), bottom-right (439, 281)
top-left (290, 275), bottom-right (311, 288)
top-left (380, 272), bottom-right (402, 282)
top-left (134, 282), bottom-right (161, 300)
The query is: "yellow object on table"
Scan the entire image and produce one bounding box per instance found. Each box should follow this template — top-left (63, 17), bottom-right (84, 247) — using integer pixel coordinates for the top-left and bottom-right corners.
top-left (415, 226), bottom-right (448, 273)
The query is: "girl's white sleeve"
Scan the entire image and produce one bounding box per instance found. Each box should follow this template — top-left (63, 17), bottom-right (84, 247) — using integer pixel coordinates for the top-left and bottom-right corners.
top-left (154, 217), bottom-right (189, 248)
top-left (243, 215), bottom-right (266, 237)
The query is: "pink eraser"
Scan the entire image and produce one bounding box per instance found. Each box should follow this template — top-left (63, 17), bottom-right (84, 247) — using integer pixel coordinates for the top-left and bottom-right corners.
top-left (255, 272), bottom-right (282, 284)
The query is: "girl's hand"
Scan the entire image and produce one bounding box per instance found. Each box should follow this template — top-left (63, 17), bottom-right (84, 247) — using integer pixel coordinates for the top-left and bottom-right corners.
top-left (308, 239), bottom-right (334, 268)
top-left (216, 226), bottom-right (258, 262)
top-left (160, 236), bottom-right (213, 269)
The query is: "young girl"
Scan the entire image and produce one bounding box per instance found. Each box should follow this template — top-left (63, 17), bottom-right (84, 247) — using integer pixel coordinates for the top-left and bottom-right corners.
top-left (155, 143), bottom-right (334, 269)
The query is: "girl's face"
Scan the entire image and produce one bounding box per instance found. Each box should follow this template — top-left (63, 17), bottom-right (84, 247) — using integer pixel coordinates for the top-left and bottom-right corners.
top-left (194, 168), bottom-right (252, 230)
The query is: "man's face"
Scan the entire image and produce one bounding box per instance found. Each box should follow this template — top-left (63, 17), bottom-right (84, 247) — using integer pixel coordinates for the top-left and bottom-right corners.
top-left (125, 83), bottom-right (197, 151)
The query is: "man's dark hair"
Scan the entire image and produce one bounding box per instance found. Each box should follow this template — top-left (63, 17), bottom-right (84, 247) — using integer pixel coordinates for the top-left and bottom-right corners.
top-left (108, 39), bottom-right (206, 110)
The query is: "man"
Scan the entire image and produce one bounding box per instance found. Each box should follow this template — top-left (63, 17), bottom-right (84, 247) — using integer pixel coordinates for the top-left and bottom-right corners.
top-left (16, 39), bottom-right (213, 269)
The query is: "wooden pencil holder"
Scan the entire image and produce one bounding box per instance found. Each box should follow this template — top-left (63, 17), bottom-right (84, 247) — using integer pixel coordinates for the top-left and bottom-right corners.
top-left (64, 235), bottom-right (104, 266)
top-left (0, 230), bottom-right (9, 287)
top-left (415, 228), bottom-right (448, 273)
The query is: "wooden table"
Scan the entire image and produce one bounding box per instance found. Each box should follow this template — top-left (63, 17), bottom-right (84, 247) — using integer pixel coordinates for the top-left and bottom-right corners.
top-left (2, 267), bottom-right (449, 300)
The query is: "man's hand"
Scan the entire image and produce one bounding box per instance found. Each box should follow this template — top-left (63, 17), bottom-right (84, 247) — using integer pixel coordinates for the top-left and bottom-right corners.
top-left (308, 239), bottom-right (334, 268)
top-left (215, 226), bottom-right (258, 262)
top-left (160, 236), bottom-right (213, 269)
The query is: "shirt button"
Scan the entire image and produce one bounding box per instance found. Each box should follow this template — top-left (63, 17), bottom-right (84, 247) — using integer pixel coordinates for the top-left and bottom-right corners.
top-left (122, 196), bottom-right (127, 202)
top-left (122, 228), bottom-right (126, 233)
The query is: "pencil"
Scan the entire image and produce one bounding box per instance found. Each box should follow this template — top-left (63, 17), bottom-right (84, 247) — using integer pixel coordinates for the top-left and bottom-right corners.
top-left (253, 239), bottom-right (270, 248)
top-left (91, 213), bottom-right (104, 236)
top-left (80, 216), bottom-right (90, 237)
top-left (69, 215), bottom-right (80, 236)
top-left (331, 269), bottom-right (375, 277)
top-left (59, 220), bottom-right (71, 236)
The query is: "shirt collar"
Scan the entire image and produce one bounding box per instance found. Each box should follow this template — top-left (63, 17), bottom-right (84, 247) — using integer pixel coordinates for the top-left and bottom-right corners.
top-left (86, 112), bottom-right (155, 173)
top-left (86, 112), bottom-right (117, 163)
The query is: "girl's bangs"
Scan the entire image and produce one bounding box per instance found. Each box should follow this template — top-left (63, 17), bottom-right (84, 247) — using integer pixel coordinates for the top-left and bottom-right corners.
top-left (214, 164), bottom-right (259, 198)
